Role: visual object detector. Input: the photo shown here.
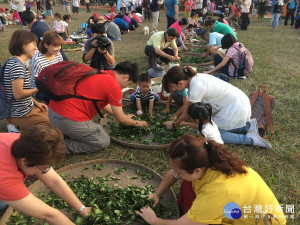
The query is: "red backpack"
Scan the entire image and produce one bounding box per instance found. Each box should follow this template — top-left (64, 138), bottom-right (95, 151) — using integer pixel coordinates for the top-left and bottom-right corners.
top-left (35, 61), bottom-right (104, 117)
top-left (231, 43), bottom-right (254, 77)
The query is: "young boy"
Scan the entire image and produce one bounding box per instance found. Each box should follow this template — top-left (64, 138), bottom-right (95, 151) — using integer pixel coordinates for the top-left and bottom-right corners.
top-left (130, 73), bottom-right (160, 116)
top-left (184, 24), bottom-right (197, 41)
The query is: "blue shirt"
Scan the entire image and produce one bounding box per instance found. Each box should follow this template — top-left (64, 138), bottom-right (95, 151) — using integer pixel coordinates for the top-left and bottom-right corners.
top-left (288, 0), bottom-right (296, 9)
top-left (209, 32), bottom-right (224, 47)
top-left (165, 0), bottom-right (178, 18)
top-left (114, 18), bottom-right (129, 29)
top-left (175, 88), bottom-right (188, 97)
top-left (152, 0), bottom-right (161, 12)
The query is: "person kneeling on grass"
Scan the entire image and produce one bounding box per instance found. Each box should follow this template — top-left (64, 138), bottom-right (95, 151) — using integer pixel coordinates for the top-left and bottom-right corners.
top-left (130, 73), bottom-right (160, 116)
top-left (0, 124), bottom-right (91, 224)
top-left (161, 88), bottom-right (188, 121)
top-left (201, 30), bottom-right (224, 57)
top-left (48, 62), bottom-right (148, 154)
top-left (136, 135), bottom-right (286, 225)
top-left (144, 28), bottom-right (180, 69)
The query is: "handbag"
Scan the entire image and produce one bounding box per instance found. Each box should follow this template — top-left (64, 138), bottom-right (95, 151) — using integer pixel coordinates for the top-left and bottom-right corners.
top-left (249, 85), bottom-right (275, 139)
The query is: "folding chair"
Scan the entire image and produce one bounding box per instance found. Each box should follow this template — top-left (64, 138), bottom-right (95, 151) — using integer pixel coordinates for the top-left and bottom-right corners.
top-left (78, 23), bottom-right (88, 34)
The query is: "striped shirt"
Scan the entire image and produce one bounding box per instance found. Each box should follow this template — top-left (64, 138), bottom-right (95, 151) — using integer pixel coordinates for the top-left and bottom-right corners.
top-left (30, 51), bottom-right (63, 88)
top-left (135, 88), bottom-right (155, 101)
top-left (3, 58), bottom-right (33, 118)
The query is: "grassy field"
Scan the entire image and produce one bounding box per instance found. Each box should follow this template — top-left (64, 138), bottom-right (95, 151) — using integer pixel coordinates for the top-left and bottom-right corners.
top-left (0, 3), bottom-right (299, 223)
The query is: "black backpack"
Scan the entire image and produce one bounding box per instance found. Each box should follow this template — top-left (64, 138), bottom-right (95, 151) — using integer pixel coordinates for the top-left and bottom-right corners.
top-left (0, 57), bottom-right (23, 120)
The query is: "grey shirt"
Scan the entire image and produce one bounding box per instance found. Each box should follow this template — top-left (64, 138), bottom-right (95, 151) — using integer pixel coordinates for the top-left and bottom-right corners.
top-left (84, 36), bottom-right (115, 70)
top-left (104, 22), bottom-right (122, 41)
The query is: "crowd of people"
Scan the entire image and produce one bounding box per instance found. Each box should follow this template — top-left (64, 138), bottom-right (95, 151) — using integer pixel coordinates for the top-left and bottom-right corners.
top-left (0, 0), bottom-right (296, 224)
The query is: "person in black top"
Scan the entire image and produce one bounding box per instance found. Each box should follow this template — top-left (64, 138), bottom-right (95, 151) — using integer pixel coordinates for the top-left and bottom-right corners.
top-left (86, 12), bottom-right (99, 38)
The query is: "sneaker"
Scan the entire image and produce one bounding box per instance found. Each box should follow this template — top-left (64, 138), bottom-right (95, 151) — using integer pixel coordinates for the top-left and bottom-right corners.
top-left (7, 123), bottom-right (20, 133)
top-left (238, 76), bottom-right (247, 79)
top-left (246, 131), bottom-right (272, 149)
top-left (248, 118), bottom-right (258, 134)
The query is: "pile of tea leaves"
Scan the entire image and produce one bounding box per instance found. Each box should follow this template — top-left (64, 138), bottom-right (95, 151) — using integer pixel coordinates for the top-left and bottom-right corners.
top-left (7, 165), bottom-right (176, 225)
top-left (106, 105), bottom-right (194, 145)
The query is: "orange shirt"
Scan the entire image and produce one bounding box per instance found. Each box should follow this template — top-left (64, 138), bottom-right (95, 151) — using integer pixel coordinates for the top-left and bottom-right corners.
top-left (0, 133), bottom-right (29, 201)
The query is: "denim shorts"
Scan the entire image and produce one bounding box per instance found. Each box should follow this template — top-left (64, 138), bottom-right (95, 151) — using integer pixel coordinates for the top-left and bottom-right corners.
top-left (46, 9), bottom-right (52, 16)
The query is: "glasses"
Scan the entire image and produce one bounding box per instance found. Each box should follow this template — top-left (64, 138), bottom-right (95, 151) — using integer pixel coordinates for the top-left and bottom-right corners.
top-left (36, 166), bottom-right (51, 174)
top-left (172, 169), bottom-right (187, 179)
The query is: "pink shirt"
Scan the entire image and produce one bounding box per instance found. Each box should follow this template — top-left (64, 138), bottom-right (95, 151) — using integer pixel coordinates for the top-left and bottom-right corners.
top-left (185, 0), bottom-right (193, 11)
top-left (210, 2), bottom-right (215, 11)
top-left (170, 21), bottom-right (182, 35)
top-left (223, 19), bottom-right (229, 25)
top-left (12, 11), bottom-right (22, 24)
top-left (192, 0), bottom-right (197, 10)
top-left (226, 42), bottom-right (239, 76)
top-left (53, 20), bottom-right (64, 33)
top-left (122, 15), bottom-right (131, 25)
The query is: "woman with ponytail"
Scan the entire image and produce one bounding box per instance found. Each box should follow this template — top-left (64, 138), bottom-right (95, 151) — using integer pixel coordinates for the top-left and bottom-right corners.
top-left (136, 135), bottom-right (286, 225)
top-left (181, 102), bottom-right (223, 144)
top-left (162, 66), bottom-right (272, 149)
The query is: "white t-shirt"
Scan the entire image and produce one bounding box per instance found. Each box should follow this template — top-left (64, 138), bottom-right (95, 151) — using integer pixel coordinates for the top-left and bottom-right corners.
top-left (73, 0), bottom-right (79, 7)
top-left (196, 0), bottom-right (203, 9)
top-left (17, 0), bottom-right (26, 12)
top-left (188, 74), bottom-right (251, 130)
top-left (199, 121), bottom-right (224, 144)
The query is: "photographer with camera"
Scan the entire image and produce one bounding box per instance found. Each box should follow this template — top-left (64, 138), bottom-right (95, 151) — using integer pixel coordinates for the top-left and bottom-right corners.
top-left (83, 23), bottom-right (115, 71)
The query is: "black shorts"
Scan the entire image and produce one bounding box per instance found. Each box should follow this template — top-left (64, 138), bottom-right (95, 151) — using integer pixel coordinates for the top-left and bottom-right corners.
top-left (72, 6), bottom-right (79, 13)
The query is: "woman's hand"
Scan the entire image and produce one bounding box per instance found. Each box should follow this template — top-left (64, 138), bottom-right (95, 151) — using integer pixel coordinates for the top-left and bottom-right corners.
top-left (163, 121), bottom-right (174, 130)
top-left (180, 121), bottom-right (189, 126)
top-left (135, 121), bottom-right (148, 127)
top-left (34, 101), bottom-right (48, 112)
top-left (147, 193), bottom-right (160, 207)
top-left (170, 114), bottom-right (178, 121)
top-left (161, 108), bottom-right (170, 114)
top-left (79, 207), bottom-right (91, 218)
top-left (203, 70), bottom-right (211, 74)
top-left (135, 206), bottom-right (158, 225)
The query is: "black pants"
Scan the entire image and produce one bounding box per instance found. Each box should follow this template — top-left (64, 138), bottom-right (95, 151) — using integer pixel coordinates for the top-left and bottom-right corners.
top-left (136, 6), bottom-right (142, 14)
top-left (18, 11), bottom-right (27, 26)
top-left (86, 3), bottom-right (90, 12)
top-left (167, 15), bottom-right (176, 28)
top-left (241, 12), bottom-right (249, 30)
top-left (214, 53), bottom-right (229, 75)
top-left (145, 45), bottom-right (174, 68)
top-left (285, 9), bottom-right (295, 25)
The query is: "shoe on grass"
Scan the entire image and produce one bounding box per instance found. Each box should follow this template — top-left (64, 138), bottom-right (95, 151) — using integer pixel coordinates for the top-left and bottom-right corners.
top-left (248, 118), bottom-right (258, 134)
top-left (246, 131), bottom-right (272, 149)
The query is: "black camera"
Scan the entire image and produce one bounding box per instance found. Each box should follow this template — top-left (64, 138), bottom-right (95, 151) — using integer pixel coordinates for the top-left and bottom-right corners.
top-left (94, 35), bottom-right (111, 51)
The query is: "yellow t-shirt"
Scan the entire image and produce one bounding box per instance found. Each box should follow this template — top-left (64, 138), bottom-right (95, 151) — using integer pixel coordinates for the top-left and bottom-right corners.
top-left (187, 167), bottom-right (286, 225)
top-left (146, 31), bottom-right (177, 50)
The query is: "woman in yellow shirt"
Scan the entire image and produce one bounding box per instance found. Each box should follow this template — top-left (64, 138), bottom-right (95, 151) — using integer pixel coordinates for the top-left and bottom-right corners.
top-left (136, 135), bottom-right (286, 225)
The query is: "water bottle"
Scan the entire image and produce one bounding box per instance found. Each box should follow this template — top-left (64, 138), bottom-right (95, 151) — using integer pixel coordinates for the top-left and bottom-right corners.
top-left (73, 32), bottom-right (76, 37)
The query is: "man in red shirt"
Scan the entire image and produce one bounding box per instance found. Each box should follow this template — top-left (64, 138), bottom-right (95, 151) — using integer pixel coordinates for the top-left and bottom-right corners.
top-left (48, 62), bottom-right (148, 154)
top-left (228, 2), bottom-right (242, 27)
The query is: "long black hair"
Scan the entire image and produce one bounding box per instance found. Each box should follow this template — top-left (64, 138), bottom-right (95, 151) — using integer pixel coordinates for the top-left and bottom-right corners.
top-left (188, 102), bottom-right (213, 133)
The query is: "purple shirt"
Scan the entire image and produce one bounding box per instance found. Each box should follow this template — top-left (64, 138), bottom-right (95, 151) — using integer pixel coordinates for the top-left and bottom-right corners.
top-left (122, 15), bottom-right (131, 25)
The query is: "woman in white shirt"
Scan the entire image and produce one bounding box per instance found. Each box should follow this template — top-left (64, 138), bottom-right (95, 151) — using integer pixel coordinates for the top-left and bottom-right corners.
top-left (162, 66), bottom-right (272, 149)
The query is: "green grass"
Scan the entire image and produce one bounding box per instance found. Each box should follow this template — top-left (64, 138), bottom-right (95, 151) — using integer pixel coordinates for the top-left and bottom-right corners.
top-left (0, 4), bottom-right (299, 223)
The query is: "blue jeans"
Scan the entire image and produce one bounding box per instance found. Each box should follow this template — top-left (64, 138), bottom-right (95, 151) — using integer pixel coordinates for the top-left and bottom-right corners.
top-left (0, 201), bottom-right (8, 215)
top-left (130, 93), bottom-right (160, 102)
top-left (214, 53), bottom-right (229, 75)
top-left (272, 13), bottom-right (281, 28)
top-left (218, 122), bottom-right (253, 145)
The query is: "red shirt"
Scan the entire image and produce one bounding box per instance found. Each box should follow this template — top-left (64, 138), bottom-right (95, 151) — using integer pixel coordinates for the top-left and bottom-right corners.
top-left (0, 133), bottom-right (30, 201)
top-left (231, 5), bottom-right (241, 16)
top-left (110, 6), bottom-right (116, 13)
top-left (132, 14), bottom-right (141, 24)
top-left (49, 71), bottom-right (122, 121)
